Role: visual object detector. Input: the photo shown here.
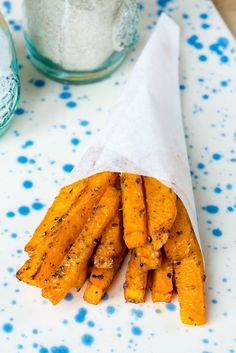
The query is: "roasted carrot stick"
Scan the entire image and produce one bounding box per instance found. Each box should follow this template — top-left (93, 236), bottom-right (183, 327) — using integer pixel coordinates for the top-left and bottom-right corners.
top-left (174, 243), bottom-right (206, 325)
top-left (165, 198), bottom-right (206, 324)
top-left (25, 179), bottom-right (87, 255)
top-left (164, 198), bottom-right (196, 262)
top-left (152, 254), bottom-right (174, 303)
top-left (134, 243), bottom-right (161, 271)
top-left (16, 172), bottom-right (117, 287)
top-left (84, 247), bottom-right (127, 304)
top-left (124, 252), bottom-right (148, 303)
top-left (94, 212), bottom-right (124, 268)
top-left (144, 177), bottom-right (177, 250)
top-left (42, 186), bottom-right (121, 304)
top-left (120, 173), bottom-right (147, 249)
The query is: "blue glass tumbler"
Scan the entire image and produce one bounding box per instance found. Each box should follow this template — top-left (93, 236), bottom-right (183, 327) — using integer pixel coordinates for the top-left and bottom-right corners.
top-left (0, 12), bottom-right (20, 135)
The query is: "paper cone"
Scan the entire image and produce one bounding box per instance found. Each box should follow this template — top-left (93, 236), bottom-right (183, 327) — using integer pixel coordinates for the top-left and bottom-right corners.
top-left (70, 13), bottom-right (199, 241)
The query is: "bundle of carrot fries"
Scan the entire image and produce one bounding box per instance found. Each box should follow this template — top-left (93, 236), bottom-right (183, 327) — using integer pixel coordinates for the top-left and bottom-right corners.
top-left (17, 172), bottom-right (206, 325)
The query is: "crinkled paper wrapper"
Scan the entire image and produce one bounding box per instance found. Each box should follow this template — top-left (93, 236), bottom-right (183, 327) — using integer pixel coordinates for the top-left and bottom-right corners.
top-left (70, 13), bottom-right (200, 244)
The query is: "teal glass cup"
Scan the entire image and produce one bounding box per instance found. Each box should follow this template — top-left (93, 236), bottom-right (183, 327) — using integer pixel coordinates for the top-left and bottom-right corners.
top-left (23, 0), bottom-right (140, 84)
top-left (0, 12), bottom-right (20, 135)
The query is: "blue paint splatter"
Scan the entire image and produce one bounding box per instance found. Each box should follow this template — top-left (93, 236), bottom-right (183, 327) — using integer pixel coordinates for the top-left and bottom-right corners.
top-left (212, 153), bottom-right (222, 160)
top-left (212, 228), bottom-right (222, 237)
top-left (106, 305), bottom-right (116, 315)
top-left (131, 309), bottom-right (143, 319)
top-left (34, 80), bottom-right (45, 87)
top-left (22, 140), bottom-right (34, 148)
top-left (2, 323), bottom-right (13, 333)
top-left (11, 233), bottom-right (17, 238)
top-left (6, 211), bottom-right (15, 218)
top-left (226, 184), bottom-right (232, 190)
top-left (66, 101), bottom-right (77, 108)
top-left (15, 107), bottom-right (25, 115)
top-left (80, 120), bottom-right (89, 127)
top-left (87, 320), bottom-right (95, 328)
top-left (165, 303), bottom-right (176, 312)
top-left (200, 13), bottom-right (208, 19)
top-left (214, 187), bottom-right (221, 193)
top-left (14, 24), bottom-right (22, 31)
top-left (131, 326), bottom-right (142, 336)
top-left (157, 0), bottom-right (172, 7)
top-left (18, 206), bottom-right (30, 216)
top-left (59, 92), bottom-right (72, 99)
top-left (71, 138), bottom-right (80, 146)
top-left (221, 55), bottom-right (229, 63)
top-left (187, 35), bottom-right (203, 49)
top-left (39, 348), bottom-right (49, 353)
top-left (211, 299), bottom-right (218, 304)
top-left (75, 308), bottom-right (87, 323)
top-left (220, 80), bottom-right (228, 87)
top-left (209, 38), bottom-right (229, 62)
top-left (197, 163), bottom-right (205, 169)
top-left (32, 202), bottom-right (44, 211)
top-left (63, 164), bottom-right (74, 173)
top-left (182, 13), bottom-right (189, 19)
top-left (202, 94), bottom-right (209, 100)
top-left (64, 293), bottom-right (73, 301)
top-left (81, 334), bottom-right (94, 346)
top-left (199, 55), bottom-right (207, 62)
top-left (23, 180), bottom-right (33, 189)
top-left (3, 1), bottom-right (11, 14)
top-left (209, 43), bottom-right (222, 55)
top-left (218, 37), bottom-right (229, 49)
top-left (202, 23), bottom-right (210, 29)
top-left (51, 346), bottom-right (69, 353)
top-left (202, 205), bottom-right (219, 214)
top-left (17, 156), bottom-right (28, 164)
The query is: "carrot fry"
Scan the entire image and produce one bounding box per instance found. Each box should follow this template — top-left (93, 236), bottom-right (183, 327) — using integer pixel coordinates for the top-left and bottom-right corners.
top-left (124, 253), bottom-right (148, 303)
top-left (174, 244), bottom-right (206, 325)
top-left (164, 198), bottom-right (206, 324)
top-left (94, 212), bottom-right (124, 268)
top-left (84, 247), bottom-right (127, 304)
top-left (143, 177), bottom-right (177, 250)
top-left (120, 173), bottom-right (147, 249)
top-left (134, 243), bottom-right (161, 271)
top-left (164, 198), bottom-right (196, 262)
top-left (152, 255), bottom-right (174, 303)
top-left (42, 186), bottom-right (121, 304)
top-left (25, 179), bottom-right (87, 255)
top-left (16, 172), bottom-right (117, 287)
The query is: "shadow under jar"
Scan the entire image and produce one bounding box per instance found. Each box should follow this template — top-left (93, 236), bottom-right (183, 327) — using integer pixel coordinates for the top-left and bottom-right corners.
top-left (23, 0), bottom-right (140, 84)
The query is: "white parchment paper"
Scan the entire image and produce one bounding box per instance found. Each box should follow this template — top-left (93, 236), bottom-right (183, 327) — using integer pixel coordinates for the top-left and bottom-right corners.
top-left (70, 13), bottom-right (200, 240)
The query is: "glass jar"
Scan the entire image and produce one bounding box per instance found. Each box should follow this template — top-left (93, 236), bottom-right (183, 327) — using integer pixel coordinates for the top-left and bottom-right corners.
top-left (23, 0), bottom-right (140, 84)
top-left (0, 12), bottom-right (20, 135)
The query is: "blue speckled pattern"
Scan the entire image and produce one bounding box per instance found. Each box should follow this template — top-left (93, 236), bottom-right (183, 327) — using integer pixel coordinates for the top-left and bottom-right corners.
top-left (0, 1), bottom-right (236, 352)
